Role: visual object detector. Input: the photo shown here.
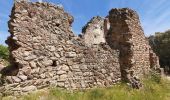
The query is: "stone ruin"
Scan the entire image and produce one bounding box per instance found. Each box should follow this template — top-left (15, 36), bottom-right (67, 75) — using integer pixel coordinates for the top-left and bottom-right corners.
top-left (82, 16), bottom-right (106, 46)
top-left (0, 1), bottom-right (160, 95)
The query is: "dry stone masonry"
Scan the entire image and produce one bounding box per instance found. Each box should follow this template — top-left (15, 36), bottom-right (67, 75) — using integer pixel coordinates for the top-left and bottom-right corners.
top-left (106, 8), bottom-right (160, 82)
top-left (0, 1), bottom-right (160, 95)
top-left (82, 16), bottom-right (106, 46)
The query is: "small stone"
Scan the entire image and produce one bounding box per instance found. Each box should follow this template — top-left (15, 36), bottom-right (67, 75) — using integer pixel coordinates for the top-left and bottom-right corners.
top-left (23, 51), bottom-right (31, 57)
top-left (58, 48), bottom-right (63, 51)
top-left (29, 61), bottom-right (37, 68)
top-left (12, 87), bottom-right (21, 91)
top-left (97, 82), bottom-right (102, 86)
top-left (59, 74), bottom-right (67, 81)
top-left (71, 83), bottom-right (77, 89)
top-left (42, 59), bottom-right (53, 66)
top-left (54, 52), bottom-right (61, 58)
top-left (40, 74), bottom-right (46, 79)
top-left (12, 76), bottom-right (21, 83)
top-left (106, 76), bottom-right (112, 81)
top-left (24, 55), bottom-right (37, 61)
top-left (67, 60), bottom-right (73, 66)
top-left (117, 78), bottom-right (121, 81)
top-left (50, 57), bottom-right (58, 60)
top-left (22, 85), bottom-right (37, 92)
top-left (65, 52), bottom-right (77, 58)
top-left (31, 68), bottom-right (40, 74)
top-left (49, 80), bottom-right (58, 86)
top-left (12, 36), bottom-right (18, 40)
top-left (22, 67), bottom-right (31, 75)
top-left (57, 70), bottom-right (66, 75)
top-left (101, 69), bottom-right (107, 74)
top-left (110, 73), bottom-right (114, 77)
top-left (61, 65), bottom-right (69, 71)
top-left (6, 76), bottom-right (13, 83)
top-left (21, 9), bottom-right (28, 13)
top-left (66, 40), bottom-right (74, 44)
top-left (83, 72), bottom-right (90, 76)
top-left (81, 81), bottom-right (86, 88)
top-left (80, 58), bottom-right (85, 62)
top-left (112, 80), bottom-right (116, 83)
top-left (18, 75), bottom-right (27, 81)
top-left (75, 72), bottom-right (83, 76)
top-left (71, 65), bottom-right (79, 69)
top-left (47, 72), bottom-right (54, 78)
top-left (0, 64), bottom-right (5, 71)
top-left (57, 82), bottom-right (65, 87)
top-left (48, 46), bottom-right (56, 51)
top-left (33, 37), bottom-right (41, 43)
top-left (80, 65), bottom-right (88, 70)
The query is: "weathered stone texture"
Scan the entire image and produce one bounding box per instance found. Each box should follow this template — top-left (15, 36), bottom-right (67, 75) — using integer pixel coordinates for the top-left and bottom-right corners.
top-left (106, 8), bottom-right (160, 82)
top-left (0, 2), bottom-right (122, 95)
top-left (82, 16), bottom-right (106, 46)
top-left (0, 1), bottom-right (160, 96)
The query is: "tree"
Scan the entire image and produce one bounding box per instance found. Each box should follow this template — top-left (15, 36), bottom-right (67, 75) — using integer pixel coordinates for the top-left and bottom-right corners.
top-left (0, 45), bottom-right (9, 61)
top-left (149, 30), bottom-right (170, 74)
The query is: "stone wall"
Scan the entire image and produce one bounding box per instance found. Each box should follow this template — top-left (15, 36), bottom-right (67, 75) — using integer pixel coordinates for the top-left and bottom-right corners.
top-left (0, 1), bottom-right (160, 96)
top-left (106, 8), bottom-right (160, 82)
top-left (0, 2), bottom-right (121, 95)
top-left (82, 16), bottom-right (106, 46)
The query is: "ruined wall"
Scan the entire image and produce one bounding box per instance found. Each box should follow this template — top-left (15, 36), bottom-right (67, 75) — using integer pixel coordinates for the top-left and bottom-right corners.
top-left (106, 8), bottom-right (159, 82)
top-left (0, 1), bottom-right (160, 96)
top-left (82, 16), bottom-right (106, 46)
top-left (0, 2), bottom-right (121, 95)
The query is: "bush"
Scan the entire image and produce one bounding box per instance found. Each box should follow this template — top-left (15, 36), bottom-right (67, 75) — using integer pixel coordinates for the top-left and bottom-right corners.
top-left (150, 71), bottom-right (161, 83)
top-left (0, 45), bottom-right (9, 60)
top-left (149, 30), bottom-right (170, 74)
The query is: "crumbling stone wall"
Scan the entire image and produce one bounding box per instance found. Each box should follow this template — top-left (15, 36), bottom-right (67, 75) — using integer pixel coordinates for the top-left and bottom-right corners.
top-left (82, 16), bottom-right (106, 46)
top-left (104, 17), bottom-right (110, 36)
top-left (106, 8), bottom-right (160, 82)
top-left (0, 1), bottom-right (160, 96)
top-left (0, 2), bottom-right (121, 95)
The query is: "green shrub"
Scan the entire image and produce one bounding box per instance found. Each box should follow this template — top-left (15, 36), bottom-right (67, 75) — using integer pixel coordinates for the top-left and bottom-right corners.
top-left (149, 30), bottom-right (170, 73)
top-left (144, 71), bottom-right (162, 84)
top-left (0, 45), bottom-right (9, 60)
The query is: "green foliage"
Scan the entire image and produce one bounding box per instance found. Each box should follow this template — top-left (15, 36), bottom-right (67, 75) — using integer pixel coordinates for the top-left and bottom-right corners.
top-left (2, 76), bottom-right (170, 100)
top-left (0, 45), bottom-right (9, 60)
top-left (149, 30), bottom-right (170, 73)
top-left (150, 71), bottom-right (161, 83)
top-left (144, 70), bottom-right (162, 84)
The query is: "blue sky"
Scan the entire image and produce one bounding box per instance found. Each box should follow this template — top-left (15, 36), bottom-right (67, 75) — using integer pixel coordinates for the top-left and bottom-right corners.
top-left (1, 0), bottom-right (170, 45)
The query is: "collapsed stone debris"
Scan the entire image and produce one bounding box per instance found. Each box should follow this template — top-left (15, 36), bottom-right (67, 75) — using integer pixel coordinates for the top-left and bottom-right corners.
top-left (0, 1), bottom-right (160, 95)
